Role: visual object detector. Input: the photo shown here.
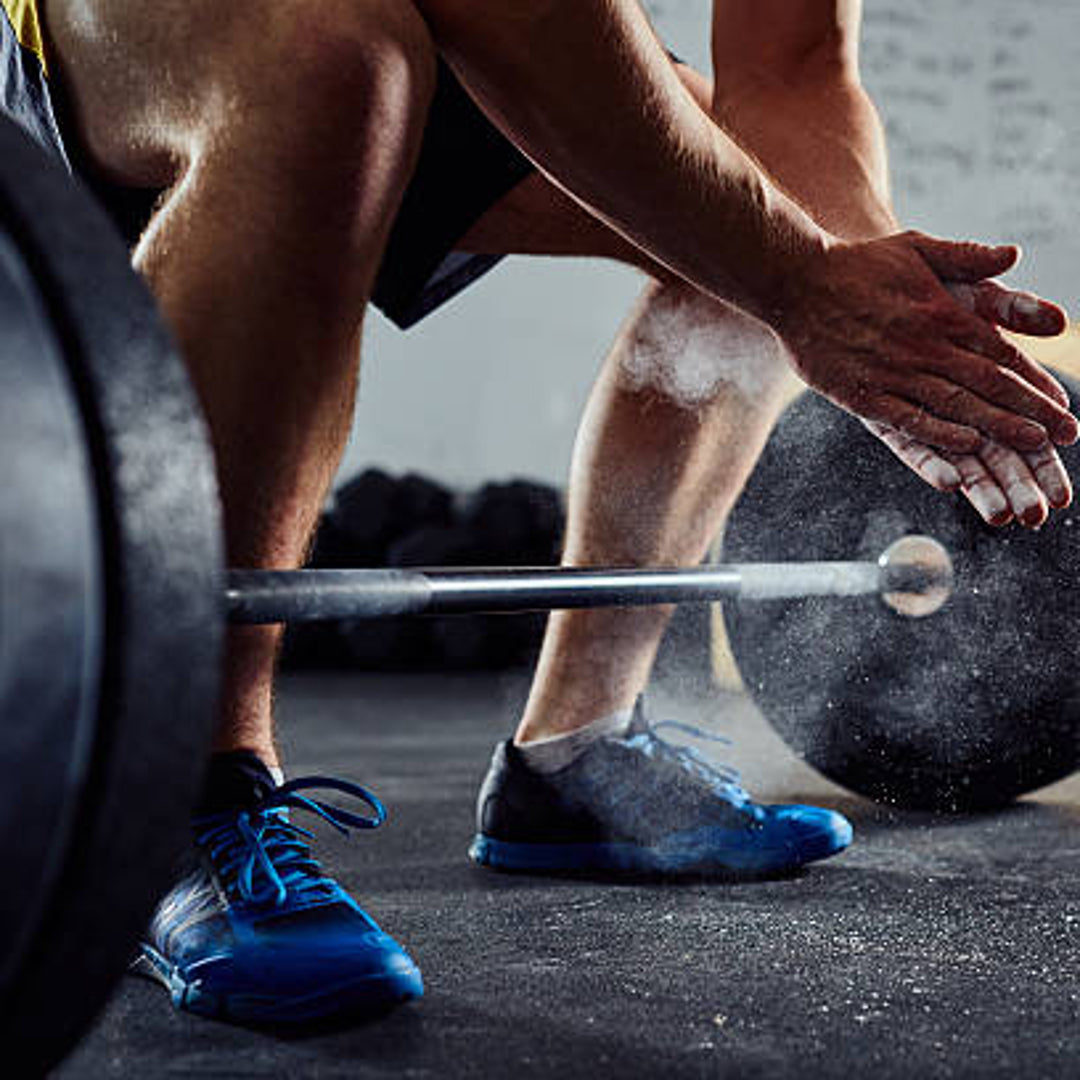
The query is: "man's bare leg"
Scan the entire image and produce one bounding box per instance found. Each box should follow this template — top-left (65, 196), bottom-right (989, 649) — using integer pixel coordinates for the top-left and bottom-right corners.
top-left (498, 1), bottom-right (1068, 742)
top-left (511, 1), bottom-right (895, 739)
top-left (457, 7), bottom-right (1066, 746)
top-left (515, 293), bottom-right (794, 737)
top-left (42, 0), bottom-right (434, 1023)
top-left (45, 0), bottom-right (437, 765)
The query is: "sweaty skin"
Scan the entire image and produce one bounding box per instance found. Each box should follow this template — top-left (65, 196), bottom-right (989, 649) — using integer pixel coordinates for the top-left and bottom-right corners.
top-left (45, 0), bottom-right (444, 762)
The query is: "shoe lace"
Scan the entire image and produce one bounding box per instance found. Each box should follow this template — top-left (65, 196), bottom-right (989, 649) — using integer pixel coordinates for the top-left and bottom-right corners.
top-left (193, 777), bottom-right (386, 908)
top-left (627, 717), bottom-right (764, 822)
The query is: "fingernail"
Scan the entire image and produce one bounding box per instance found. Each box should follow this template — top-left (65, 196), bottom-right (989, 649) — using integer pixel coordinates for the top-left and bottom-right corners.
top-left (1040, 473), bottom-right (1069, 505)
top-left (1014, 294), bottom-right (1042, 317)
top-left (968, 487), bottom-right (1010, 523)
top-left (1038, 310), bottom-right (1066, 334)
top-left (1048, 484), bottom-right (1073, 509)
top-left (1008, 483), bottom-right (1046, 527)
top-left (1055, 418), bottom-right (1080, 445)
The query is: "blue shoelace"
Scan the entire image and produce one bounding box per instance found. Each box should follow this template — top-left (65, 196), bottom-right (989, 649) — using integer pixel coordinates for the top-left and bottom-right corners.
top-left (193, 777), bottom-right (385, 908)
top-left (627, 718), bottom-right (765, 822)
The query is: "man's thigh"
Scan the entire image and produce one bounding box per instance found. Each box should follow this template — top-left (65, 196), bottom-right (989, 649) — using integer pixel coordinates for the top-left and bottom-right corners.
top-left (41, 0), bottom-right (234, 182)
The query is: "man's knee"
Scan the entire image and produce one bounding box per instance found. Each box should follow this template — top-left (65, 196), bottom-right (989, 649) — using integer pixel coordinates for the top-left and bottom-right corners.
top-left (618, 283), bottom-right (794, 411)
top-left (47, 0), bottom-right (437, 181)
top-left (221, 0), bottom-right (437, 143)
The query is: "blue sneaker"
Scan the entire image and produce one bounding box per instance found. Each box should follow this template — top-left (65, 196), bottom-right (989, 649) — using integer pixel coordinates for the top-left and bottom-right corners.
top-left (469, 702), bottom-right (852, 876)
top-left (133, 764), bottom-right (423, 1025)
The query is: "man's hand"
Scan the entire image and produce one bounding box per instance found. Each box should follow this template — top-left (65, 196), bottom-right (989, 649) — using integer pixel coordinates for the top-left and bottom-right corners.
top-left (773, 231), bottom-right (1079, 454)
top-left (422, 0), bottom-right (1076, 466)
top-left (861, 277), bottom-right (1073, 528)
top-left (864, 420), bottom-right (1071, 528)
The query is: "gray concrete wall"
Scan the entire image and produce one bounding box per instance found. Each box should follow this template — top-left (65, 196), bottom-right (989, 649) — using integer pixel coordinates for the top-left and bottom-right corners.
top-left (341, 0), bottom-right (1080, 490)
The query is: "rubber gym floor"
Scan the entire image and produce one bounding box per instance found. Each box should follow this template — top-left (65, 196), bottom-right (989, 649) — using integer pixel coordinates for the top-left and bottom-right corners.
top-left (57, 613), bottom-right (1080, 1079)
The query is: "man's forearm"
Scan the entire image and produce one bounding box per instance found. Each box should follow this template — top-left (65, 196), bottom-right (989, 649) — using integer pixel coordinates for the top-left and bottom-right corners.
top-left (414, 0), bottom-right (832, 323)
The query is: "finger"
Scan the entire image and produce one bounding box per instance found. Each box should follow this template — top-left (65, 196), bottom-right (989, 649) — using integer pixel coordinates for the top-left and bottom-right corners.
top-left (1023, 443), bottom-right (1073, 509)
top-left (879, 367), bottom-right (1050, 452)
top-left (918, 343), bottom-right (1073, 448)
top-left (856, 393), bottom-right (983, 454)
top-left (946, 281), bottom-right (1067, 339)
top-left (992, 342), bottom-right (1071, 410)
top-left (969, 283), bottom-right (1067, 338)
top-left (944, 282), bottom-right (1070, 411)
top-left (862, 419), bottom-right (962, 491)
top-left (932, 281), bottom-right (1074, 430)
top-left (912, 234), bottom-right (1020, 283)
top-left (947, 454), bottom-right (1014, 526)
top-left (979, 441), bottom-right (1050, 528)
top-left (965, 345), bottom-right (1075, 433)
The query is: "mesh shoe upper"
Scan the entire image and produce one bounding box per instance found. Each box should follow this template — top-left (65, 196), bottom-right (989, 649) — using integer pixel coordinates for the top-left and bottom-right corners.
top-left (471, 702), bottom-right (852, 875)
top-left (138, 769), bottom-right (422, 1023)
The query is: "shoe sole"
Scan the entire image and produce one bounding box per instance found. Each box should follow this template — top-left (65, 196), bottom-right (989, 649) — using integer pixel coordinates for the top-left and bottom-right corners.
top-left (469, 820), bottom-right (852, 877)
top-left (133, 944), bottom-right (423, 1025)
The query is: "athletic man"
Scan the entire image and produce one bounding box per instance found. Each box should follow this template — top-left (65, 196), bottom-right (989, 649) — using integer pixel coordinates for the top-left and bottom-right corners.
top-left (4, 0), bottom-right (1073, 1026)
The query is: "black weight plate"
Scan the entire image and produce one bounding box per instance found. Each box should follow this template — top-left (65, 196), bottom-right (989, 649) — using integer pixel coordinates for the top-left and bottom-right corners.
top-left (0, 116), bottom-right (224, 1073)
top-left (724, 386), bottom-right (1080, 811)
top-left (0, 228), bottom-right (104, 1001)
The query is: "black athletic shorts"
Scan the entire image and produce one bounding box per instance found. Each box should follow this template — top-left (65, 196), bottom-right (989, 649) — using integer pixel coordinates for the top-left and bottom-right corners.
top-left (1, 0), bottom-right (536, 329)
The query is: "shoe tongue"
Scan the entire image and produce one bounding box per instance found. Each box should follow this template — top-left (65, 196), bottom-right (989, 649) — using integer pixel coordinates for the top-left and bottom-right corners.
top-left (196, 750), bottom-right (278, 813)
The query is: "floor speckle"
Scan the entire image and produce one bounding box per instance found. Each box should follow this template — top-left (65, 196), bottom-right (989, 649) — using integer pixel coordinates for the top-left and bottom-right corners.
top-left (59, 667), bottom-right (1080, 1079)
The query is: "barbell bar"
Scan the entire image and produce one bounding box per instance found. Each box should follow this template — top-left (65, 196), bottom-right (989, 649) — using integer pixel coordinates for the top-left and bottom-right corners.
top-left (224, 535), bottom-right (954, 623)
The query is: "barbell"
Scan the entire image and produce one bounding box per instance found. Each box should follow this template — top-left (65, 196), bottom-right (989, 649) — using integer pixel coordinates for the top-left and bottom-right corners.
top-left (0, 111), bottom-right (1076, 1070)
top-left (0, 112), bottom-right (953, 1074)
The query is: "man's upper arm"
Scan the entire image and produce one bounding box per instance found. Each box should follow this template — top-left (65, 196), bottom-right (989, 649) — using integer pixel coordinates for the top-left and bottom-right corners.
top-left (710, 0), bottom-right (860, 74)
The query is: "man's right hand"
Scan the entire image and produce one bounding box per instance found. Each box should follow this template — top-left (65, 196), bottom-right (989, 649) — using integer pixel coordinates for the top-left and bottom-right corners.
top-left (771, 230), bottom-right (1079, 454)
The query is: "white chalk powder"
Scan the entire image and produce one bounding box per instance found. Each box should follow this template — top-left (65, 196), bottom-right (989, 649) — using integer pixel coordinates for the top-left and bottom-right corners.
top-left (862, 419), bottom-right (962, 491)
top-left (621, 288), bottom-right (787, 407)
top-left (946, 281), bottom-right (1049, 330)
